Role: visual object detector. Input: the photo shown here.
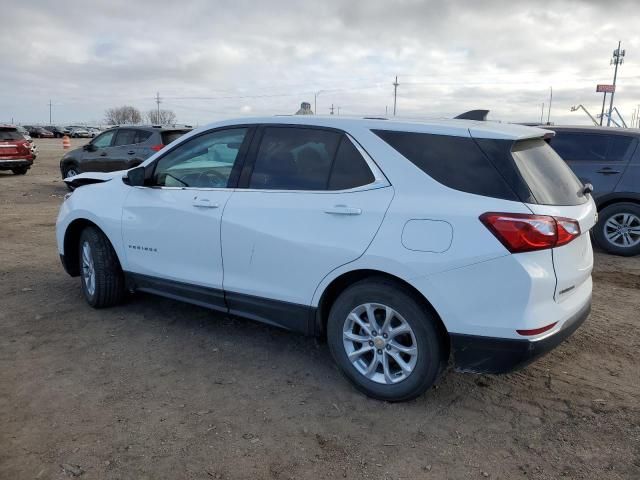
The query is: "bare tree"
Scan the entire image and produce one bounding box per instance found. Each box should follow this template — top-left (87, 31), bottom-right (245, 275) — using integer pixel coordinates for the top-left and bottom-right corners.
top-left (146, 109), bottom-right (177, 125)
top-left (104, 106), bottom-right (143, 125)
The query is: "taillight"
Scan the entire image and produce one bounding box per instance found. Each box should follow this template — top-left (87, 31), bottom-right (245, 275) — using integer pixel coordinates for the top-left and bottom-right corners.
top-left (480, 212), bottom-right (580, 253)
top-left (150, 144), bottom-right (164, 152)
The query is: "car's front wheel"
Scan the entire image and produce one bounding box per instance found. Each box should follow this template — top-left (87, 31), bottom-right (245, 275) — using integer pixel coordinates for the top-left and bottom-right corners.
top-left (78, 227), bottom-right (125, 308)
top-left (327, 278), bottom-right (445, 401)
top-left (593, 202), bottom-right (640, 256)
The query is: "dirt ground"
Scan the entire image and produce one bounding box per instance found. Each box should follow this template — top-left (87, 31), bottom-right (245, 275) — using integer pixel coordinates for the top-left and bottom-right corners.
top-left (1, 138), bottom-right (639, 480)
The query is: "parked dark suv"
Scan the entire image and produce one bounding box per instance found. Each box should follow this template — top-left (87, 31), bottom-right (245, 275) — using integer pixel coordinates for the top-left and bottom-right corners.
top-left (60, 125), bottom-right (191, 181)
top-left (542, 126), bottom-right (640, 256)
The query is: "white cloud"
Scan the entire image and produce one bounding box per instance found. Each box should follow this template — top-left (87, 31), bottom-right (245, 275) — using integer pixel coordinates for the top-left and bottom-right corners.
top-left (1, 0), bottom-right (639, 125)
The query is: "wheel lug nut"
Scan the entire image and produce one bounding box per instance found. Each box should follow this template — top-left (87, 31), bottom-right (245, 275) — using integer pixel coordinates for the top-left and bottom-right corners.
top-left (372, 331), bottom-right (377, 336)
top-left (369, 341), bottom-right (374, 347)
top-left (383, 333), bottom-right (388, 339)
top-left (386, 345), bottom-right (391, 350)
top-left (377, 349), bottom-right (382, 355)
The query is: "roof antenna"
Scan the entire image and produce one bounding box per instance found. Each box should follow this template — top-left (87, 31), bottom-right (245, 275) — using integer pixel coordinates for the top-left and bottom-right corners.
top-left (454, 110), bottom-right (489, 121)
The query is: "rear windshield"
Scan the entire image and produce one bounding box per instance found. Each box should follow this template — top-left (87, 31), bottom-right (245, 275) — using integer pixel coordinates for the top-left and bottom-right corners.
top-left (0, 129), bottom-right (22, 141)
top-left (162, 130), bottom-right (190, 145)
top-left (511, 139), bottom-right (587, 206)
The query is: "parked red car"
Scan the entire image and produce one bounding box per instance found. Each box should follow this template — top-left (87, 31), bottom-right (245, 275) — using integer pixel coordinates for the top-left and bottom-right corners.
top-left (0, 125), bottom-right (35, 175)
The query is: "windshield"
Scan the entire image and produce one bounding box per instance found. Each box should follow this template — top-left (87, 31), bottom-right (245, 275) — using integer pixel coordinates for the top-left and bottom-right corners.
top-left (512, 139), bottom-right (587, 206)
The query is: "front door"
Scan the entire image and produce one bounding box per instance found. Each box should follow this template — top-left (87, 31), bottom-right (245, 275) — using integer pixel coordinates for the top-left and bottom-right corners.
top-left (81, 130), bottom-right (116, 172)
top-left (121, 127), bottom-right (253, 310)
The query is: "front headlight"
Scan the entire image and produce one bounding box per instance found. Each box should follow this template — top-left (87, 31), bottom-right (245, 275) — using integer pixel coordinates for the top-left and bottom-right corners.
top-left (64, 191), bottom-right (73, 201)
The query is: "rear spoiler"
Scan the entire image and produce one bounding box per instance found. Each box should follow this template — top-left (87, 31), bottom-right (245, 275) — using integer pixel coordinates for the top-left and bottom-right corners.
top-left (455, 110), bottom-right (489, 121)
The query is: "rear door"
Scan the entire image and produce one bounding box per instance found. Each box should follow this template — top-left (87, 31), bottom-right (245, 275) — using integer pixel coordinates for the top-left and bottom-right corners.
top-left (105, 128), bottom-right (150, 171)
top-left (510, 139), bottom-right (597, 302)
top-left (549, 131), bottom-right (636, 198)
top-left (221, 125), bottom-right (393, 332)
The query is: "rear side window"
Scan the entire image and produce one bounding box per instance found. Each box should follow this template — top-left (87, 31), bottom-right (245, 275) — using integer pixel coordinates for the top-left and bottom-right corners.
top-left (373, 130), bottom-right (518, 201)
top-left (162, 130), bottom-right (190, 145)
top-left (0, 129), bottom-right (22, 141)
top-left (328, 137), bottom-right (375, 190)
top-left (249, 127), bottom-right (341, 190)
top-left (549, 132), bottom-right (635, 162)
top-left (511, 139), bottom-right (587, 206)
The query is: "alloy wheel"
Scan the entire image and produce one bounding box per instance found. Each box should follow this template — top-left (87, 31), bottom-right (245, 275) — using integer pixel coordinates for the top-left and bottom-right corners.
top-left (81, 241), bottom-right (96, 296)
top-left (342, 303), bottom-right (418, 384)
top-left (604, 212), bottom-right (640, 248)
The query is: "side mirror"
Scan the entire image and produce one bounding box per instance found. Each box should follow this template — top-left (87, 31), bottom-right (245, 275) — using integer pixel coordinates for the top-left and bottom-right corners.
top-left (83, 143), bottom-right (96, 152)
top-left (125, 165), bottom-right (146, 187)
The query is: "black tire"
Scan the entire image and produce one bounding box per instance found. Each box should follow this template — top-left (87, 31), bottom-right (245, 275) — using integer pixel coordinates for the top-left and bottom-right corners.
top-left (593, 202), bottom-right (640, 256)
top-left (63, 164), bottom-right (80, 190)
top-left (78, 226), bottom-right (125, 308)
top-left (11, 167), bottom-right (28, 175)
top-left (327, 278), bottom-right (445, 402)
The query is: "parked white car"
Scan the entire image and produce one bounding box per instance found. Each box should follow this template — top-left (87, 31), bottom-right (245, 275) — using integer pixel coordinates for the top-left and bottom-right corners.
top-left (56, 116), bottom-right (596, 401)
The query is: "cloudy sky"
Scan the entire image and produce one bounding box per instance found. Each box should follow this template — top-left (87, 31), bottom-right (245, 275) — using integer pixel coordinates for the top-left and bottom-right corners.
top-left (2, 0), bottom-right (640, 126)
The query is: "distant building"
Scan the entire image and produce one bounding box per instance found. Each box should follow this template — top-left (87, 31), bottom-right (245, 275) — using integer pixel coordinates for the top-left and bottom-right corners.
top-left (295, 102), bottom-right (314, 115)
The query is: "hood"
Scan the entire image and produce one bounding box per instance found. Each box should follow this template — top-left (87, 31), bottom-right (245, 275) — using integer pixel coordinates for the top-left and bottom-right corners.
top-left (64, 170), bottom-right (124, 189)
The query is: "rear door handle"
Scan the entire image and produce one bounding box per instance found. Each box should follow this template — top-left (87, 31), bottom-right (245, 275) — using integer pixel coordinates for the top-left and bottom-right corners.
top-left (99, 152), bottom-right (107, 157)
top-left (192, 197), bottom-right (219, 209)
top-left (597, 168), bottom-right (620, 175)
top-left (127, 150), bottom-right (135, 155)
top-left (324, 205), bottom-right (362, 215)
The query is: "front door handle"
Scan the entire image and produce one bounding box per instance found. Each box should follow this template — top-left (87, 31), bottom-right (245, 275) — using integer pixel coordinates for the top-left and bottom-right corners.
top-left (99, 152), bottom-right (107, 157)
top-left (127, 150), bottom-right (136, 155)
top-left (192, 197), bottom-right (220, 209)
top-left (324, 205), bottom-right (362, 215)
top-left (597, 168), bottom-right (620, 175)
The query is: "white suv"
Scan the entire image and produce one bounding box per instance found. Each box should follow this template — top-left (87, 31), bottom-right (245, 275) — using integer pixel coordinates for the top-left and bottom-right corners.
top-left (56, 116), bottom-right (596, 401)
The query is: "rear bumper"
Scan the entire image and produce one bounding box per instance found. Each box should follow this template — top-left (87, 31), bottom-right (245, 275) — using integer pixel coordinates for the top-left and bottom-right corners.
top-left (450, 297), bottom-right (591, 374)
top-left (0, 158), bottom-right (34, 169)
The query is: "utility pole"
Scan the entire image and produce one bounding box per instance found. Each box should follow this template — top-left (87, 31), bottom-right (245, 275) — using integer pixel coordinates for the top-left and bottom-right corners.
top-left (330, 104), bottom-right (335, 115)
top-left (314, 90), bottom-right (323, 115)
top-left (547, 87), bottom-right (553, 124)
top-left (48, 99), bottom-right (52, 124)
top-left (607, 41), bottom-right (625, 127)
top-left (155, 92), bottom-right (162, 123)
top-left (540, 103), bottom-right (545, 124)
top-left (392, 76), bottom-right (399, 116)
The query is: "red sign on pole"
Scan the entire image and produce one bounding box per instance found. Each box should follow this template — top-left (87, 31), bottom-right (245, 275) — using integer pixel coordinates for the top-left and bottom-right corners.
top-left (596, 84), bottom-right (615, 93)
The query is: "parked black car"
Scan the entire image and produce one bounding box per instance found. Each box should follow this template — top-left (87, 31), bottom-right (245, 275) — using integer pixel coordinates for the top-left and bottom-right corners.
top-left (44, 126), bottom-right (67, 138)
top-left (541, 125), bottom-right (640, 256)
top-left (60, 125), bottom-right (191, 183)
top-left (26, 126), bottom-right (54, 138)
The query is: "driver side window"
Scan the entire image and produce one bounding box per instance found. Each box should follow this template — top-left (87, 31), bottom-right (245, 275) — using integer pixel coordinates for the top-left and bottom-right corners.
top-left (153, 128), bottom-right (248, 188)
top-left (92, 130), bottom-right (115, 148)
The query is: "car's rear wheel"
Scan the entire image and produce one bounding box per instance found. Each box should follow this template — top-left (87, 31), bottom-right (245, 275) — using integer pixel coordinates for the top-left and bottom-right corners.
top-left (327, 278), bottom-right (445, 401)
top-left (593, 202), bottom-right (640, 256)
top-left (11, 167), bottom-right (28, 175)
top-left (78, 227), bottom-right (125, 308)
